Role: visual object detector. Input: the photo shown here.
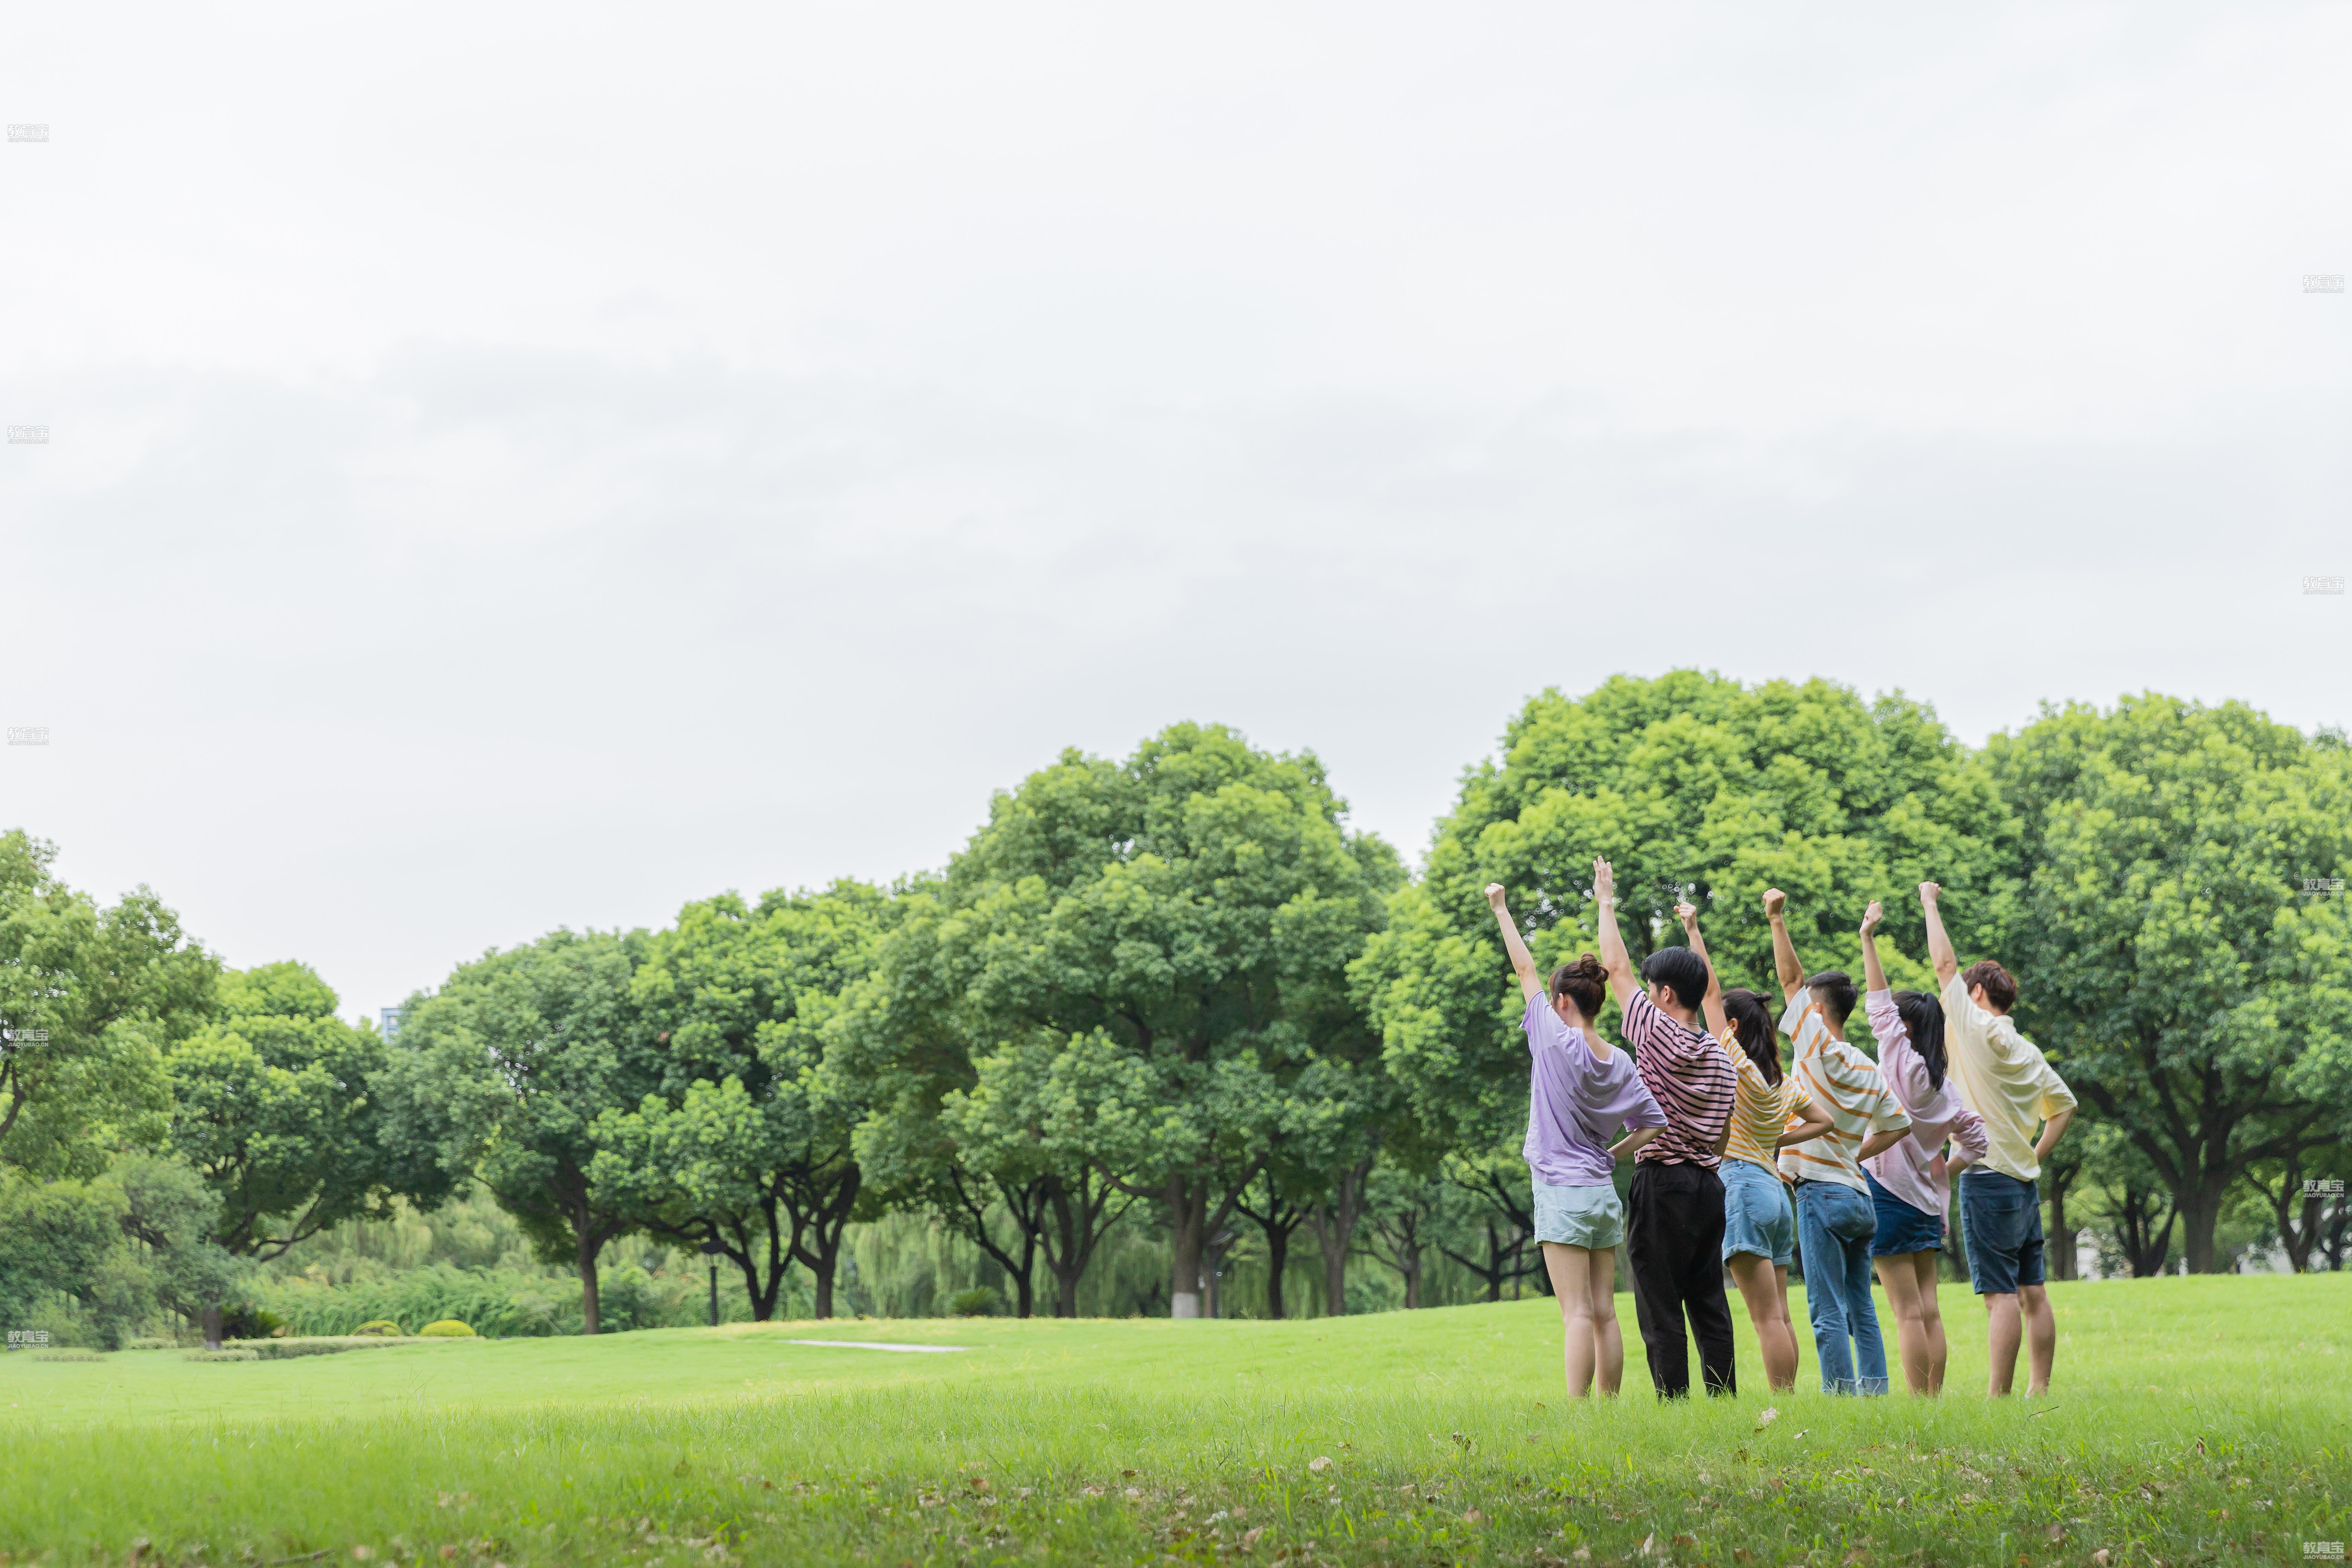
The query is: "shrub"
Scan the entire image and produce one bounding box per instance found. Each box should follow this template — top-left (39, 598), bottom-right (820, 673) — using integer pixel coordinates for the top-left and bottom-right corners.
top-left (947, 1286), bottom-right (1000, 1318)
top-left (124, 1336), bottom-right (180, 1351)
top-left (351, 1320), bottom-right (404, 1337)
top-left (182, 1348), bottom-right (259, 1362)
top-left (31, 1349), bottom-right (105, 1362)
top-left (417, 1319), bottom-right (475, 1337)
top-left (217, 1305), bottom-right (284, 1340)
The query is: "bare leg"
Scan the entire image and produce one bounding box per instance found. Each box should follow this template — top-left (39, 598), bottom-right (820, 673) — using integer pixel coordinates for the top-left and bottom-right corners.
top-left (1773, 1265), bottom-right (1798, 1386)
top-left (2020, 1283), bottom-right (2054, 1395)
top-left (1873, 1253), bottom-right (1934, 1396)
top-left (1913, 1253), bottom-right (1948, 1393)
top-left (1983, 1292), bottom-right (2021, 1395)
top-left (1543, 1242), bottom-right (1598, 1398)
top-left (1728, 1253), bottom-right (1796, 1391)
top-left (1589, 1242), bottom-right (1623, 1396)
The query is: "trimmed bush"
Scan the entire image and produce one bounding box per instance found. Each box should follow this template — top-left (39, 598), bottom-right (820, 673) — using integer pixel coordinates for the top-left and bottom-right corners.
top-left (417, 1319), bottom-right (475, 1338)
top-left (351, 1320), bottom-right (404, 1337)
top-left (182, 1348), bottom-right (259, 1362)
top-left (947, 1286), bottom-right (1000, 1318)
top-left (31, 1349), bottom-right (106, 1362)
top-left (124, 1337), bottom-right (180, 1351)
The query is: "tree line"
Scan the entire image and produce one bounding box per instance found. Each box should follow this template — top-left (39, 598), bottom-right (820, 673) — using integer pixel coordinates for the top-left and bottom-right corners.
top-left (5, 675), bottom-right (2348, 1342)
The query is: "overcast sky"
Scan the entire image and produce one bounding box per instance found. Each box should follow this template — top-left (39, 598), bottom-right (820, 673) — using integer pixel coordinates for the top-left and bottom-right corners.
top-left (2, 2), bottom-right (2346, 1022)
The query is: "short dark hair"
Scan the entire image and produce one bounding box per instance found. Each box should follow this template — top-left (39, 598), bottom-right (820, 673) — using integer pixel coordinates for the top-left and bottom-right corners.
top-left (1639, 946), bottom-right (1710, 1012)
top-left (1962, 960), bottom-right (2017, 1012)
top-left (1722, 988), bottom-right (1780, 1086)
top-left (1805, 969), bottom-right (1857, 1028)
top-left (1548, 954), bottom-right (1608, 1020)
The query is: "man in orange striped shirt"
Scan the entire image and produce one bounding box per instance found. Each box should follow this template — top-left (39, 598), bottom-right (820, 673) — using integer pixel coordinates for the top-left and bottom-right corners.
top-left (1764, 890), bottom-right (1911, 1396)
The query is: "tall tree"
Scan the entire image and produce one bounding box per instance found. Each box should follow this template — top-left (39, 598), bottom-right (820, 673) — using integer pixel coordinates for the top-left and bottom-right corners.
top-left (593, 882), bottom-right (891, 1320)
top-left (1982, 698), bottom-right (2352, 1272)
top-left (0, 831), bottom-right (219, 1177)
top-left (895, 724), bottom-right (1400, 1317)
top-left (378, 928), bottom-right (656, 1334)
top-left (165, 962), bottom-right (436, 1344)
top-left (1353, 673), bottom-right (2007, 1162)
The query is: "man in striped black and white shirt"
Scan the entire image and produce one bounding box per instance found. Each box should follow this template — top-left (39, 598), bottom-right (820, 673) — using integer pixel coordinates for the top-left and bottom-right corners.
top-left (1764, 889), bottom-right (1912, 1396)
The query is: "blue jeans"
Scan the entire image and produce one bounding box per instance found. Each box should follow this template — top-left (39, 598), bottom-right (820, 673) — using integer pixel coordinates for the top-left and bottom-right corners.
top-left (1794, 1180), bottom-right (1888, 1395)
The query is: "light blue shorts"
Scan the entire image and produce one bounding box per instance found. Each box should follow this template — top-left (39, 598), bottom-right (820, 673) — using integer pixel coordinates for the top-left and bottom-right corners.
top-left (1531, 1177), bottom-right (1625, 1251)
top-left (1721, 1158), bottom-right (1795, 1267)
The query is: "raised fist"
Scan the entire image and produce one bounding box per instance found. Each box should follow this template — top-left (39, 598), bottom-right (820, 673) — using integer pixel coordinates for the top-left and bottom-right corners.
top-left (1919, 882), bottom-right (1941, 904)
top-left (1860, 900), bottom-right (1883, 935)
top-left (1484, 883), bottom-right (1508, 908)
top-left (1761, 888), bottom-right (1786, 918)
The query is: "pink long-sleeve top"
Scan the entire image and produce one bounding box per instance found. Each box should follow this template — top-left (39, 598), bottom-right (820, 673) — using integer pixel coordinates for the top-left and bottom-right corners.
top-left (1862, 989), bottom-right (1989, 1219)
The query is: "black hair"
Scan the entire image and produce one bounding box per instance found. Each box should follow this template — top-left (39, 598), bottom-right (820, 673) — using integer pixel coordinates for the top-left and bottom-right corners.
top-left (1548, 954), bottom-right (1609, 1020)
top-left (1893, 989), bottom-right (1948, 1091)
top-left (1805, 969), bottom-right (1858, 1028)
top-left (1639, 946), bottom-right (1710, 1013)
top-left (1721, 987), bottom-right (1779, 1086)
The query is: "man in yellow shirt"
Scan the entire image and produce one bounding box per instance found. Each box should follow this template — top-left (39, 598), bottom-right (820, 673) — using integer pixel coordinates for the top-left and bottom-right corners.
top-left (1919, 882), bottom-right (2078, 1397)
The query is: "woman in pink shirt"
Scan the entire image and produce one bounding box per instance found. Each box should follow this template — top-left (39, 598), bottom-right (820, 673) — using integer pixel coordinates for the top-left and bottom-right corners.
top-left (1858, 900), bottom-right (1988, 1396)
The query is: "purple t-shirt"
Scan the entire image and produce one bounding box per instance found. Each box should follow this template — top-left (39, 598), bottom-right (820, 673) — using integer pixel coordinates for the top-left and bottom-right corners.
top-left (1523, 994), bottom-right (1666, 1187)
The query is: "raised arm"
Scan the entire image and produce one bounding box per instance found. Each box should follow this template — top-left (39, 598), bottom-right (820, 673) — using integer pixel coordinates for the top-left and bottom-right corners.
top-left (1485, 884), bottom-right (1543, 1005)
top-left (1859, 900), bottom-right (1889, 993)
top-left (1676, 900), bottom-right (1729, 1038)
top-left (1592, 858), bottom-right (1640, 1009)
top-left (1762, 887), bottom-right (1804, 1004)
top-left (1920, 882), bottom-right (1958, 988)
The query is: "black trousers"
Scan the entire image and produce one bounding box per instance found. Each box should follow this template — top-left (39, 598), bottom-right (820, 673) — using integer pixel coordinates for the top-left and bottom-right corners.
top-left (1626, 1162), bottom-right (1737, 1398)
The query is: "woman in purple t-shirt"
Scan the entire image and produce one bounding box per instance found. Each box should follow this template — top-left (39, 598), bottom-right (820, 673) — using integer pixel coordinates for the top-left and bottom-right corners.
top-left (1487, 884), bottom-right (1667, 1398)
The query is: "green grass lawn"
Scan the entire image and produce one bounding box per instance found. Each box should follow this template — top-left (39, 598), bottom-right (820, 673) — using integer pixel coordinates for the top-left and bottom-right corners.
top-left (2, 1276), bottom-right (2346, 1566)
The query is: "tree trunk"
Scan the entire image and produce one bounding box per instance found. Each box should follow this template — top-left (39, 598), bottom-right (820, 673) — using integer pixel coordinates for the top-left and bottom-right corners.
top-left (579, 1230), bottom-right (603, 1335)
top-left (2043, 1162), bottom-right (2073, 1281)
top-left (1012, 1227), bottom-right (1037, 1317)
top-left (2180, 1182), bottom-right (2226, 1274)
top-left (202, 1302), bottom-right (223, 1351)
top-left (1305, 1154), bottom-right (1374, 1318)
top-left (1263, 1220), bottom-right (1289, 1319)
top-left (1168, 1178), bottom-right (1207, 1319)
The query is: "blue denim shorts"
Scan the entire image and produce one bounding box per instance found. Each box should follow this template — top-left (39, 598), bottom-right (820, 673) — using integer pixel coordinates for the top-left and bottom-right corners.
top-left (1959, 1168), bottom-right (2045, 1294)
top-left (1532, 1177), bottom-right (1625, 1250)
top-left (1720, 1158), bottom-right (1794, 1267)
top-left (1865, 1171), bottom-right (1945, 1257)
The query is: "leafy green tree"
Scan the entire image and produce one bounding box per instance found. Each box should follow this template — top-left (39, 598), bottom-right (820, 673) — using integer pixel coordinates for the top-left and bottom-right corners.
top-left (0, 831), bottom-right (219, 1176)
top-left (1353, 672), bottom-right (2007, 1154)
top-left (111, 1153), bottom-right (244, 1333)
top-left (0, 1170), bottom-right (124, 1336)
top-left (165, 963), bottom-right (433, 1344)
top-left (860, 724), bottom-right (1401, 1318)
top-left (593, 883), bottom-right (891, 1320)
top-left (378, 929), bottom-right (656, 1333)
top-left (1981, 697), bottom-right (2352, 1272)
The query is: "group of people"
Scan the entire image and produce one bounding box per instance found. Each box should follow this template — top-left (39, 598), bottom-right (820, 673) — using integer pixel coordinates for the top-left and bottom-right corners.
top-left (1486, 863), bottom-right (2076, 1401)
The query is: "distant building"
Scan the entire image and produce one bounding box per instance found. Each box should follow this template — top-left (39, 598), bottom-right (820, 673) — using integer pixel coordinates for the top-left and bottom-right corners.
top-left (380, 1007), bottom-right (407, 1043)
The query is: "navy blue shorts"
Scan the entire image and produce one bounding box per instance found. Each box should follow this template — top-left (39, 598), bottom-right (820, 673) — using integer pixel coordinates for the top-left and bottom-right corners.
top-left (1865, 1170), bottom-right (1944, 1257)
top-left (1958, 1168), bottom-right (2045, 1295)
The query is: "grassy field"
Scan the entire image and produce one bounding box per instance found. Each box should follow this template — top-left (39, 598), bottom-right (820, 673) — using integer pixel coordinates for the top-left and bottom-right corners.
top-left (2, 1276), bottom-right (2345, 1566)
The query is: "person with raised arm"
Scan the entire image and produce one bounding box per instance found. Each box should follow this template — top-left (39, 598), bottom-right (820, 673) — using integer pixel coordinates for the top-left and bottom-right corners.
top-left (1485, 884), bottom-right (1668, 1399)
top-left (1857, 899), bottom-right (1988, 1396)
top-left (1591, 858), bottom-right (1739, 1398)
top-left (1919, 882), bottom-right (2077, 1396)
top-left (1762, 889), bottom-right (1911, 1396)
top-left (1676, 899), bottom-right (1831, 1393)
